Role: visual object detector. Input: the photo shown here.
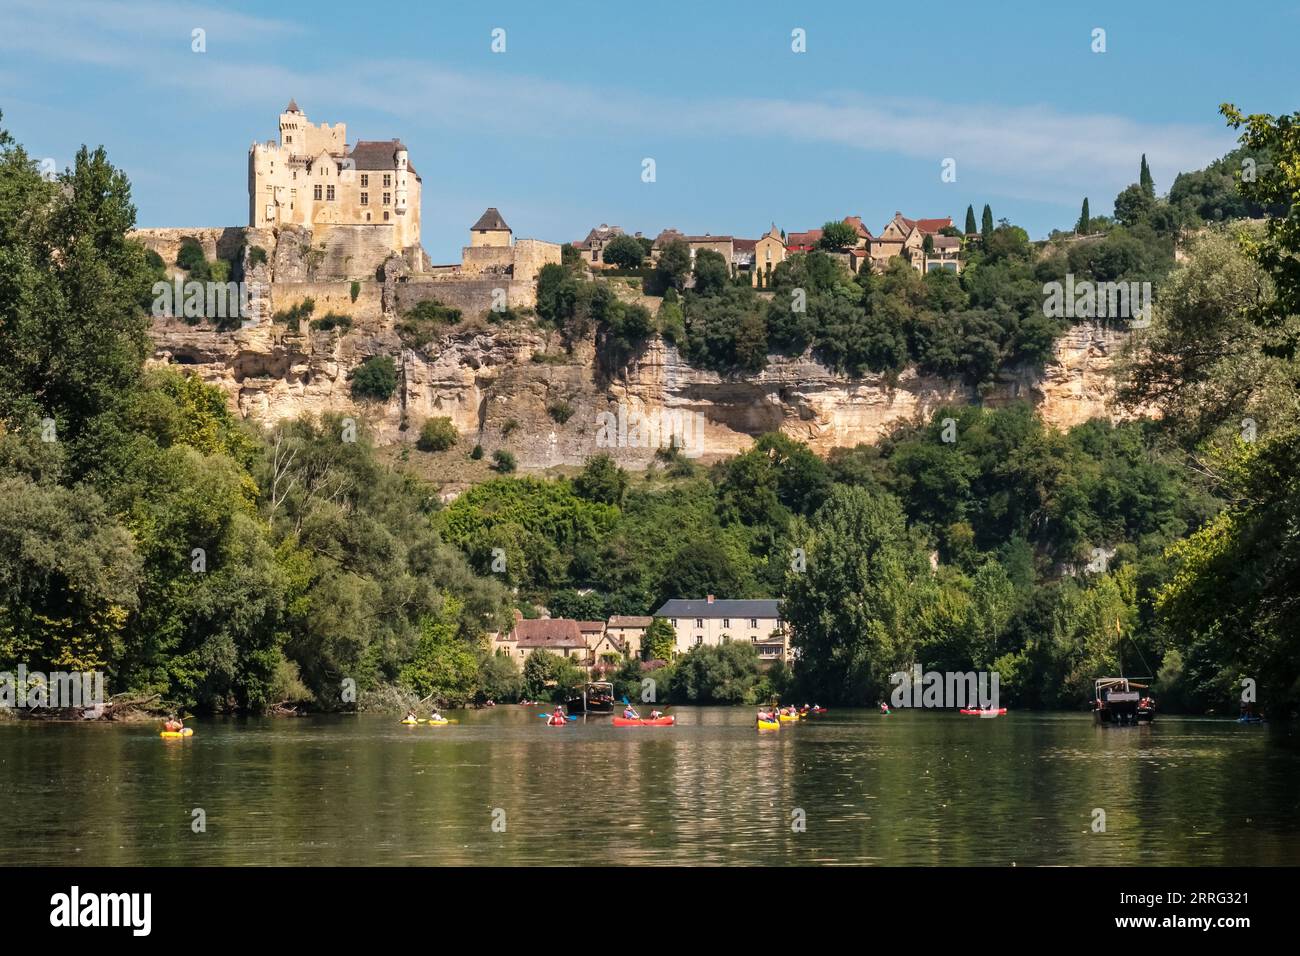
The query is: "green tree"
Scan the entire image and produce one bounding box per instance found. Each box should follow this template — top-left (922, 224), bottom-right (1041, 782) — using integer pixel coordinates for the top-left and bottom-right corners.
top-left (653, 240), bottom-right (692, 294)
top-left (980, 204), bottom-right (994, 240)
top-left (1140, 153), bottom-right (1155, 198)
top-left (417, 417), bottom-right (458, 452)
top-left (964, 205), bottom-right (978, 235)
top-left (642, 618), bottom-right (677, 661)
top-left (667, 640), bottom-right (763, 703)
top-left (572, 454), bottom-right (629, 506)
top-left (602, 234), bottom-right (646, 269)
top-left (783, 486), bottom-right (930, 703)
top-left (349, 356), bottom-right (398, 401)
top-left (1077, 197), bottom-right (1091, 234)
top-left (692, 248), bottom-right (730, 295)
top-left (818, 221), bottom-right (859, 252)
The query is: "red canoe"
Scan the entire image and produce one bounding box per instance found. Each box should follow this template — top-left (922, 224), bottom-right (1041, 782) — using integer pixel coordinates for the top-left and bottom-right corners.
top-left (612, 716), bottom-right (676, 726)
top-left (959, 708), bottom-right (1007, 716)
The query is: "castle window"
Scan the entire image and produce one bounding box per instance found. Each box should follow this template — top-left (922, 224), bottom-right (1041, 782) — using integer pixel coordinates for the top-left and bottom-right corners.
top-left (285, 135), bottom-right (292, 144)
top-left (360, 175), bottom-right (368, 187)
top-left (383, 211), bottom-right (390, 221)
top-left (313, 185), bottom-right (322, 200)
top-left (383, 174), bottom-right (391, 187)
top-left (366, 213), bottom-right (371, 221)
top-left (326, 185), bottom-right (335, 201)
top-left (383, 192), bottom-right (391, 206)
top-left (360, 193), bottom-right (368, 205)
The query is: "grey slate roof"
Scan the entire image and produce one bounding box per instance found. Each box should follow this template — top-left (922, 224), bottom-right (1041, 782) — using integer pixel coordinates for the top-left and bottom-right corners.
top-left (652, 599), bottom-right (781, 619)
top-left (471, 207), bottom-right (511, 232)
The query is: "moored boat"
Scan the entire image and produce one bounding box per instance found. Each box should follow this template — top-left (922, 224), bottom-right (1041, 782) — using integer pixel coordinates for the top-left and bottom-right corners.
top-left (1093, 677), bottom-right (1156, 725)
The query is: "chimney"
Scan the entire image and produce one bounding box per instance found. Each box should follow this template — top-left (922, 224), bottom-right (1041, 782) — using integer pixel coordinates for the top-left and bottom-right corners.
top-left (707, 595), bottom-right (715, 604)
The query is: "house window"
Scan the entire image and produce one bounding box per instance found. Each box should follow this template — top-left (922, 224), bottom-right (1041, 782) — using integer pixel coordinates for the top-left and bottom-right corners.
top-left (326, 185), bottom-right (335, 201)
top-left (383, 174), bottom-right (391, 187)
top-left (670, 619), bottom-right (677, 628)
top-left (750, 619), bottom-right (758, 628)
top-left (360, 193), bottom-right (368, 205)
top-left (383, 192), bottom-right (391, 205)
top-left (695, 618), bottom-right (703, 628)
top-left (313, 185), bottom-right (322, 200)
top-left (361, 174), bottom-right (368, 187)
top-left (695, 636), bottom-right (703, 646)
top-left (722, 618), bottom-right (730, 629)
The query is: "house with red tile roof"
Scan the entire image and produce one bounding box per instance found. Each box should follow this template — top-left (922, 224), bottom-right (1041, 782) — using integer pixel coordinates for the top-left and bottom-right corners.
top-left (871, 212), bottom-right (962, 274)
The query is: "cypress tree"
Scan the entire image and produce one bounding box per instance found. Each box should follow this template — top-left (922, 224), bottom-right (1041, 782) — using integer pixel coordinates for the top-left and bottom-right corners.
top-left (980, 204), bottom-right (994, 240)
top-left (1078, 197), bottom-right (1090, 235)
top-left (1140, 154), bottom-right (1154, 197)
top-left (964, 204), bottom-right (977, 235)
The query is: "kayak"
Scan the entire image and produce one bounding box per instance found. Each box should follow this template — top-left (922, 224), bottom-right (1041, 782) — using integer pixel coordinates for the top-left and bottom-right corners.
top-left (426, 718), bottom-right (450, 726)
top-left (160, 728), bottom-right (193, 738)
top-left (612, 716), bottom-right (675, 726)
top-left (778, 713), bottom-right (800, 722)
top-left (400, 718), bottom-right (420, 725)
top-left (959, 708), bottom-right (1007, 716)
top-left (756, 719), bottom-right (780, 731)
top-left (546, 718), bottom-right (568, 726)
top-left (804, 707), bottom-right (828, 716)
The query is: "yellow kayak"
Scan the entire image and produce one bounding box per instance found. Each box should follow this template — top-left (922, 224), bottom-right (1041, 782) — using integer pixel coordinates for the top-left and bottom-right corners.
top-left (757, 719), bottom-right (780, 731)
top-left (778, 713), bottom-right (800, 723)
top-left (160, 728), bottom-right (193, 738)
top-left (426, 718), bottom-right (450, 726)
top-left (400, 719), bottom-right (420, 725)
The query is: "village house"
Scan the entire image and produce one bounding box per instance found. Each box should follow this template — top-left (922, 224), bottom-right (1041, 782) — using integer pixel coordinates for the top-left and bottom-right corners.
top-left (651, 596), bottom-right (790, 665)
top-left (571, 224), bottom-right (627, 267)
top-left (248, 100), bottom-right (421, 255)
top-left (496, 612), bottom-right (588, 664)
top-left (606, 616), bottom-right (653, 659)
top-left (650, 229), bottom-right (735, 266)
top-left (871, 212), bottom-right (960, 274)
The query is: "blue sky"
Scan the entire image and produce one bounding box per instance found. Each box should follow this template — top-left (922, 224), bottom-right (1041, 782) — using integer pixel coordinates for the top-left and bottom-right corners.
top-left (1, 0), bottom-right (1294, 261)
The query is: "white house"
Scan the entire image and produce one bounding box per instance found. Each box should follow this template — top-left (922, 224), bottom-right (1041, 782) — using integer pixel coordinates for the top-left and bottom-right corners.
top-left (651, 596), bottom-right (789, 664)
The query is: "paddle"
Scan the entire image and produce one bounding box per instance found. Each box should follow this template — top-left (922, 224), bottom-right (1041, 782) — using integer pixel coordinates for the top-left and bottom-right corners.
top-left (536, 713), bottom-right (577, 721)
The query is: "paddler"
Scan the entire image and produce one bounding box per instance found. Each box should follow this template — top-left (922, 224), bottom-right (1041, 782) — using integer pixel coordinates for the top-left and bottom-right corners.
top-left (403, 711), bottom-right (418, 723)
top-left (163, 714), bottom-right (183, 733)
top-left (429, 709), bottom-right (443, 722)
top-left (623, 704), bottom-right (640, 720)
top-left (550, 706), bottom-right (566, 725)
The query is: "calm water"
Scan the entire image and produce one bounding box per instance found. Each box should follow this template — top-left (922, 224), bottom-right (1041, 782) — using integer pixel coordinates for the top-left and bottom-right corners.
top-left (1, 708), bottom-right (1296, 866)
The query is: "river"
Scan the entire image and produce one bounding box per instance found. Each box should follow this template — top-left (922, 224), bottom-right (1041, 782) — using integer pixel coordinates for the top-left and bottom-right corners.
top-left (1, 707), bottom-right (1295, 866)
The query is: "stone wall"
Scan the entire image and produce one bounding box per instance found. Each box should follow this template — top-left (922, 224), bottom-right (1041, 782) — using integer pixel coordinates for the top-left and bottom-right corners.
top-left (129, 226), bottom-right (255, 267)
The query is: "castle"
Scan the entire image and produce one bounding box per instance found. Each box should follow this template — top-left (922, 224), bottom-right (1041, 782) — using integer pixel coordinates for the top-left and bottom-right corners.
top-left (248, 100), bottom-right (422, 256)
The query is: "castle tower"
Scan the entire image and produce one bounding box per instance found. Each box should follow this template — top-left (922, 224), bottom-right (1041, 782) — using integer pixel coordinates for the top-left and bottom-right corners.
top-left (470, 208), bottom-right (512, 247)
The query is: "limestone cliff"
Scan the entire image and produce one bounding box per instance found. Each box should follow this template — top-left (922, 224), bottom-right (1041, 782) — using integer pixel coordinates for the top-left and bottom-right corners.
top-left (149, 307), bottom-right (1134, 470)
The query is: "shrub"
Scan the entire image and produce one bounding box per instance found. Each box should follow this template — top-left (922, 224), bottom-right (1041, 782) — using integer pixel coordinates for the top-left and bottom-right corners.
top-left (470, 443), bottom-right (484, 460)
top-left (492, 449), bottom-right (517, 473)
top-left (310, 312), bottom-right (352, 333)
top-left (547, 399), bottom-right (575, 424)
top-left (176, 237), bottom-right (208, 274)
top-left (397, 299), bottom-right (462, 349)
top-left (349, 355), bottom-right (398, 401)
top-left (272, 297), bottom-right (315, 332)
top-left (501, 418), bottom-right (519, 437)
top-left (350, 281), bottom-right (361, 303)
top-left (417, 417), bottom-right (458, 452)
top-left (249, 245), bottom-right (268, 266)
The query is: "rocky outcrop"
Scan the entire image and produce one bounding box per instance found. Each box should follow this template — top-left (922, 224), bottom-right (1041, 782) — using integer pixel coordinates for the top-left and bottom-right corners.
top-left (149, 304), bottom-right (1135, 469)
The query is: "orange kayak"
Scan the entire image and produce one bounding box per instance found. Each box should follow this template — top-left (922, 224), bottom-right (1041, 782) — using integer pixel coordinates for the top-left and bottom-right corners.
top-left (612, 716), bottom-right (675, 726)
top-left (959, 708), bottom-right (1006, 716)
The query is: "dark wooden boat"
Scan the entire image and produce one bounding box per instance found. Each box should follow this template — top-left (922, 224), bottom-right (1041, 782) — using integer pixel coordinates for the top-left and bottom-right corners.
top-left (1093, 677), bottom-right (1156, 725)
top-left (566, 680), bottom-right (615, 715)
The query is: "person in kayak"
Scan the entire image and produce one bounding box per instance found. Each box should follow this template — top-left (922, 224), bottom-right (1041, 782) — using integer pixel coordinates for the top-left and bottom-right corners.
top-left (623, 704), bottom-right (640, 720)
top-left (403, 711), bottom-right (418, 723)
top-left (649, 709), bottom-right (663, 720)
top-left (549, 707), bottom-right (567, 724)
top-left (429, 709), bottom-right (443, 722)
top-left (163, 714), bottom-right (183, 733)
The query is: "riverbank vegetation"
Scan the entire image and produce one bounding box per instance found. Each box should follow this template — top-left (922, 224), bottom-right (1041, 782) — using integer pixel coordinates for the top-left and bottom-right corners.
top-left (2, 108), bottom-right (1298, 716)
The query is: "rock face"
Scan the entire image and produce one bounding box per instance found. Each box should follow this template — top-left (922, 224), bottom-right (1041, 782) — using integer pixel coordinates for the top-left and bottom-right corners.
top-left (150, 303), bottom-right (1134, 469)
